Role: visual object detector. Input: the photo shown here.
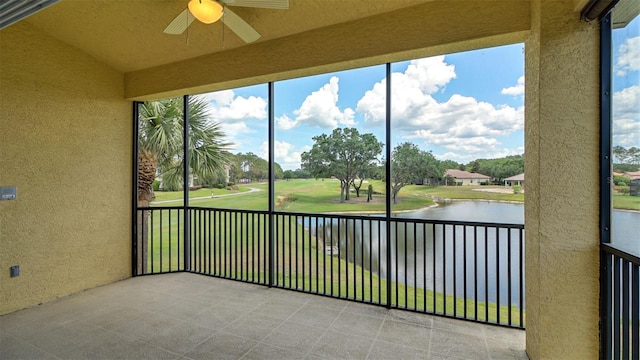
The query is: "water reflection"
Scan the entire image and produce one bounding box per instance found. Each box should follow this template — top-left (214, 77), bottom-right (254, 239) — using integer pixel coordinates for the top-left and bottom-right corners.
top-left (302, 201), bottom-right (525, 307)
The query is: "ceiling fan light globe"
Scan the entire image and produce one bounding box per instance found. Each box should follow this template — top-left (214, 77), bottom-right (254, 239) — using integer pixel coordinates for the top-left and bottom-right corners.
top-left (188, 0), bottom-right (224, 24)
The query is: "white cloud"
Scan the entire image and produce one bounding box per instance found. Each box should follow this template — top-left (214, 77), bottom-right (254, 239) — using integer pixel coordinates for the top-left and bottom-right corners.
top-left (356, 59), bottom-right (524, 161)
top-left (276, 114), bottom-right (297, 130)
top-left (356, 55), bottom-right (523, 159)
top-left (613, 85), bottom-right (640, 147)
top-left (277, 76), bottom-right (356, 130)
top-left (403, 56), bottom-right (456, 94)
top-left (501, 76), bottom-right (525, 96)
top-left (616, 36), bottom-right (640, 76)
top-left (201, 89), bottom-right (267, 123)
top-left (261, 140), bottom-right (309, 170)
top-left (222, 122), bottom-right (254, 139)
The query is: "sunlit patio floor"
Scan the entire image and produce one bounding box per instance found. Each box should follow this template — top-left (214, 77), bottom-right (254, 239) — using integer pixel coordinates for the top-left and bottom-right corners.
top-left (0, 273), bottom-right (527, 359)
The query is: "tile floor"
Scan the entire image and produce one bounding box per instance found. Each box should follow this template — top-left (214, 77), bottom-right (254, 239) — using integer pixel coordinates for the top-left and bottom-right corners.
top-left (0, 273), bottom-right (527, 359)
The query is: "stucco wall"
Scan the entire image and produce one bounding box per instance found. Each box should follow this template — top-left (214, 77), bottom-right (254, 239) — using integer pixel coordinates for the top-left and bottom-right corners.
top-left (0, 23), bottom-right (131, 315)
top-left (525, 0), bottom-right (600, 358)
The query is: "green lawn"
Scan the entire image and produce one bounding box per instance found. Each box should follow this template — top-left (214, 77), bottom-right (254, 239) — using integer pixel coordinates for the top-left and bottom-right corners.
top-left (613, 192), bottom-right (640, 211)
top-left (150, 179), bottom-right (639, 212)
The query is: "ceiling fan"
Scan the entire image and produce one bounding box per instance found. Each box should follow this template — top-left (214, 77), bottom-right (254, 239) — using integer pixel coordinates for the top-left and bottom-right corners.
top-left (164, 0), bottom-right (288, 43)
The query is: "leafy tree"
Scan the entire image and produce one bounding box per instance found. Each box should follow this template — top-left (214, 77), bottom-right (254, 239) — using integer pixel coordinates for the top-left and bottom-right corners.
top-left (441, 160), bottom-right (461, 172)
top-left (391, 142), bottom-right (441, 203)
top-left (613, 145), bottom-right (630, 164)
top-left (293, 168), bottom-right (311, 179)
top-left (301, 128), bottom-right (383, 202)
top-left (138, 96), bottom-right (231, 203)
top-left (471, 160), bottom-right (481, 173)
top-left (465, 155), bottom-right (524, 182)
top-left (228, 152), bottom-right (282, 182)
top-left (283, 170), bottom-right (295, 180)
top-left (629, 147), bottom-right (640, 166)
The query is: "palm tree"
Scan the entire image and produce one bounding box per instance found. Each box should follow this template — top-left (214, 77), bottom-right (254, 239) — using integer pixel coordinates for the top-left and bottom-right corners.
top-left (136, 96), bottom-right (231, 273)
top-left (137, 96), bottom-right (231, 206)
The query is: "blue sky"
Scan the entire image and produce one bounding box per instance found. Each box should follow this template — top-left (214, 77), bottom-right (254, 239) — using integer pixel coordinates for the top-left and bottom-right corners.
top-left (199, 28), bottom-right (637, 170)
top-left (612, 15), bottom-right (640, 152)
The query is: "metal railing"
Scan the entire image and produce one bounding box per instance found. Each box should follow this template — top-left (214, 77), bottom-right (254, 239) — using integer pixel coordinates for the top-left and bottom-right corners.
top-left (602, 243), bottom-right (640, 360)
top-left (135, 207), bottom-right (525, 328)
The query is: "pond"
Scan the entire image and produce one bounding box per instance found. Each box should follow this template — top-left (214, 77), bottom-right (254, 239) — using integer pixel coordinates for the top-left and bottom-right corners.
top-left (309, 201), bottom-right (639, 309)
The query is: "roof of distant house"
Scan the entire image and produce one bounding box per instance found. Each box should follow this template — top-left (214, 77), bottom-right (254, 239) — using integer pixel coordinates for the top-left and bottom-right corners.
top-left (624, 170), bottom-right (640, 180)
top-left (444, 169), bottom-right (491, 179)
top-left (504, 173), bottom-right (525, 181)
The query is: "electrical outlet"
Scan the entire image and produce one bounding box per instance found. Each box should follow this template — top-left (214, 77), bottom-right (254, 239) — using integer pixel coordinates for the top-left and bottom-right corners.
top-left (10, 265), bottom-right (19, 277)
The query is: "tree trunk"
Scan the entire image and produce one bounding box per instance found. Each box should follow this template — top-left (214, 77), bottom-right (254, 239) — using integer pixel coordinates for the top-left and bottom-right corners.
top-left (137, 151), bottom-right (158, 275)
top-left (352, 178), bottom-right (364, 197)
top-left (343, 180), bottom-right (351, 201)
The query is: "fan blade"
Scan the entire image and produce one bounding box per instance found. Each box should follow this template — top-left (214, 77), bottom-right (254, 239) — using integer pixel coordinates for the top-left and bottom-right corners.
top-left (223, 7), bottom-right (261, 43)
top-left (221, 0), bottom-right (288, 9)
top-left (163, 9), bottom-right (195, 35)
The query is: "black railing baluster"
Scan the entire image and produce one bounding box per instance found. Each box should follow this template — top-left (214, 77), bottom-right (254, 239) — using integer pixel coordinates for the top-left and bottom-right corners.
top-left (338, 217), bottom-right (342, 298)
top-left (508, 228), bottom-right (512, 326)
top-left (150, 210), bottom-right (154, 274)
top-left (413, 222), bottom-right (417, 310)
top-left (378, 220), bottom-right (382, 305)
top-left (432, 223), bottom-right (436, 313)
top-left (474, 225), bottom-right (478, 321)
top-left (519, 228), bottom-right (524, 328)
top-left (422, 223), bottom-right (426, 312)
top-left (369, 219), bottom-right (373, 303)
top-left (208, 210), bottom-right (212, 275)
top-left (496, 226), bottom-right (500, 324)
top-left (463, 224), bottom-right (467, 319)
top-left (614, 255), bottom-right (621, 360)
top-left (453, 225), bottom-right (457, 317)
top-left (632, 262), bottom-right (639, 359)
top-left (315, 216), bottom-right (319, 294)
top-left (395, 221), bottom-right (399, 306)
top-left (353, 219), bottom-right (357, 300)
top-left (443, 224), bottom-right (447, 315)
top-left (623, 260), bottom-right (630, 360)
top-left (484, 226), bottom-right (489, 322)
top-left (404, 221), bottom-right (408, 309)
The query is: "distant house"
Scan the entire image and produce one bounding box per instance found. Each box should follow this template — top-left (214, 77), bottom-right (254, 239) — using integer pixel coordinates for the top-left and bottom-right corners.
top-left (504, 173), bottom-right (525, 188)
top-left (444, 169), bottom-right (491, 186)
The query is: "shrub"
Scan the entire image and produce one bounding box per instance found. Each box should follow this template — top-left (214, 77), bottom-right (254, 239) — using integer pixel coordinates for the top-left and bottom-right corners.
top-left (619, 186), bottom-right (630, 195)
top-left (227, 181), bottom-right (235, 187)
top-left (613, 175), bottom-right (630, 186)
top-left (216, 183), bottom-right (225, 189)
top-left (152, 180), bottom-right (160, 191)
top-left (513, 185), bottom-right (522, 194)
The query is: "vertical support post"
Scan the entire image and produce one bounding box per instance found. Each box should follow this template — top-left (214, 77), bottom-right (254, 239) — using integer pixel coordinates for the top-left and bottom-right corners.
top-left (183, 95), bottom-right (191, 272)
top-left (600, 12), bottom-right (613, 360)
top-left (132, 101), bottom-right (140, 276)
top-left (385, 62), bottom-right (392, 308)
top-left (268, 82), bottom-right (275, 287)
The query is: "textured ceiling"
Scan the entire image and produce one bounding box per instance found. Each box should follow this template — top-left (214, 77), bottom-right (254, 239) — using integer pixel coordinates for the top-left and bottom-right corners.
top-left (23, 0), bottom-right (434, 73)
